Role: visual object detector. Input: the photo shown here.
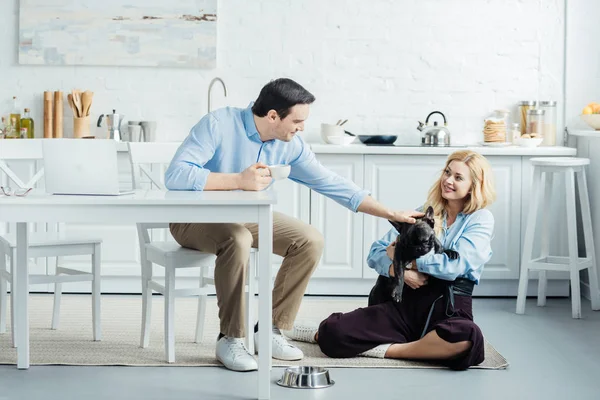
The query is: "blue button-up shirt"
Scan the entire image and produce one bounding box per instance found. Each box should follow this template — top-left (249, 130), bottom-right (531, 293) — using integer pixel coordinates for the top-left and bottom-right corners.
top-left (367, 208), bottom-right (494, 283)
top-left (165, 105), bottom-right (370, 212)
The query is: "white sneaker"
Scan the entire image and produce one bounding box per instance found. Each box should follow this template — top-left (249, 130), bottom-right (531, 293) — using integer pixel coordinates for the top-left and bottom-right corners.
top-left (254, 325), bottom-right (304, 361)
top-left (215, 336), bottom-right (258, 372)
top-left (282, 321), bottom-right (319, 344)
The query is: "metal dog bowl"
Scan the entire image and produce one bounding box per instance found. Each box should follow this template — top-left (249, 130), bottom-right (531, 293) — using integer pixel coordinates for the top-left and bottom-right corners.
top-left (276, 366), bottom-right (335, 389)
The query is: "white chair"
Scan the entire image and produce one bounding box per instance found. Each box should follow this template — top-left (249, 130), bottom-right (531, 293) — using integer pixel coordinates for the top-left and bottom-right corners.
top-left (516, 157), bottom-right (600, 318)
top-left (128, 142), bottom-right (256, 363)
top-left (0, 141), bottom-right (103, 346)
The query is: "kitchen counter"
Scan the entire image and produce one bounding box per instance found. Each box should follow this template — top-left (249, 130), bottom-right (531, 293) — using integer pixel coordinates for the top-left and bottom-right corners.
top-left (309, 143), bottom-right (577, 156)
top-left (116, 141), bottom-right (577, 156)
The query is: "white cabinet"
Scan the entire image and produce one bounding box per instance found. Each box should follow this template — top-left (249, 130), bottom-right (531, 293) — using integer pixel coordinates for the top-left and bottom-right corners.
top-left (363, 155), bottom-right (522, 281)
top-left (309, 154), bottom-right (365, 278)
top-left (363, 155), bottom-right (442, 279)
top-left (1, 142), bottom-right (572, 296)
top-left (268, 178), bottom-right (310, 272)
top-left (483, 157), bottom-right (521, 279)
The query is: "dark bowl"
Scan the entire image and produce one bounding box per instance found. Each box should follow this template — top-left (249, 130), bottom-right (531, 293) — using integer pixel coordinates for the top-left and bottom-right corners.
top-left (357, 135), bottom-right (398, 145)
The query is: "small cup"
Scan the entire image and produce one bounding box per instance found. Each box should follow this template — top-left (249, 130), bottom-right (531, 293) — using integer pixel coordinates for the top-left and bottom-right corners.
top-left (268, 164), bottom-right (291, 180)
top-left (73, 116), bottom-right (91, 138)
top-left (128, 124), bottom-right (142, 142)
top-left (140, 121), bottom-right (157, 142)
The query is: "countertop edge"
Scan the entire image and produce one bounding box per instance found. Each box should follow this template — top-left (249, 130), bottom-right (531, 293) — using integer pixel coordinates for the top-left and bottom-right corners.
top-left (115, 141), bottom-right (576, 156)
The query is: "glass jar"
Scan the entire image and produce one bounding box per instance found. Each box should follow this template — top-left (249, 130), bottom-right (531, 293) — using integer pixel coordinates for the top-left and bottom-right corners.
top-left (510, 122), bottom-right (521, 143)
top-left (539, 101), bottom-right (557, 146)
top-left (483, 109), bottom-right (509, 143)
top-left (518, 101), bottom-right (537, 136)
top-left (526, 109), bottom-right (545, 140)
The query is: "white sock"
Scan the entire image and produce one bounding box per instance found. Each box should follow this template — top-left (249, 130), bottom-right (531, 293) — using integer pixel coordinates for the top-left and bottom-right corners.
top-left (359, 344), bottom-right (392, 359)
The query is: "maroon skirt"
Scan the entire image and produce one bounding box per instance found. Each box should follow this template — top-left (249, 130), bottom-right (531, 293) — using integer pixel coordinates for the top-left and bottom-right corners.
top-left (317, 276), bottom-right (485, 370)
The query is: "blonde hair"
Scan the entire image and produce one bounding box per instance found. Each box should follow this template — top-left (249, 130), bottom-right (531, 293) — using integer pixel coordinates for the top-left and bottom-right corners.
top-left (423, 150), bottom-right (496, 235)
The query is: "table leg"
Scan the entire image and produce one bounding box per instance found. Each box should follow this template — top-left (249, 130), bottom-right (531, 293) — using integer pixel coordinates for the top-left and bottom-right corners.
top-left (16, 223), bottom-right (29, 369)
top-left (258, 205), bottom-right (273, 400)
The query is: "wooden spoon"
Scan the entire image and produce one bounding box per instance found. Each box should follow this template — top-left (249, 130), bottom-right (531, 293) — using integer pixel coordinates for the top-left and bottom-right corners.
top-left (71, 90), bottom-right (82, 118)
top-left (81, 90), bottom-right (93, 117)
top-left (67, 93), bottom-right (78, 117)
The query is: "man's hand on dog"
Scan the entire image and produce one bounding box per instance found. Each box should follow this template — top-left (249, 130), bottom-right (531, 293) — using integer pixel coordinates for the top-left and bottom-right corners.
top-left (390, 210), bottom-right (425, 224)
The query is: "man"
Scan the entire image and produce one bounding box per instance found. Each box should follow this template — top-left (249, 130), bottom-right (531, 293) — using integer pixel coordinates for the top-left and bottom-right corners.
top-left (165, 78), bottom-right (422, 372)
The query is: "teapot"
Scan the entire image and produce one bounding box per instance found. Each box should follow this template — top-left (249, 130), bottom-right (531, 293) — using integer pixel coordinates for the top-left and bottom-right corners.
top-left (417, 111), bottom-right (451, 146)
top-left (97, 109), bottom-right (124, 141)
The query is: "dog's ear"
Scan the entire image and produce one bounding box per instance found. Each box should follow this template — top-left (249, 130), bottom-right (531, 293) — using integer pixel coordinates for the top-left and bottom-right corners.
top-left (425, 206), bottom-right (434, 220)
top-left (388, 220), bottom-right (404, 233)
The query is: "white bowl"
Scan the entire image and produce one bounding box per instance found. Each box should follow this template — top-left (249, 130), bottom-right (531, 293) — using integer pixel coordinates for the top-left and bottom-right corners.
top-left (325, 135), bottom-right (355, 145)
top-left (515, 137), bottom-right (543, 147)
top-left (320, 123), bottom-right (344, 142)
top-left (581, 114), bottom-right (600, 130)
top-left (268, 164), bottom-right (290, 180)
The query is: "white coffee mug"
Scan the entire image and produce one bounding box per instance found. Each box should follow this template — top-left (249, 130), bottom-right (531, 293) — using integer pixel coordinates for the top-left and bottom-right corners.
top-left (268, 164), bottom-right (291, 180)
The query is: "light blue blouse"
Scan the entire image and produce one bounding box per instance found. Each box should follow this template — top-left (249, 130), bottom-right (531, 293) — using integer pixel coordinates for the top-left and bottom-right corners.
top-left (367, 209), bottom-right (495, 283)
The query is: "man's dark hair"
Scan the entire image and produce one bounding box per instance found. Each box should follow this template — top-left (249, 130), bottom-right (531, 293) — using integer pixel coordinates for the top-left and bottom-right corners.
top-left (252, 78), bottom-right (315, 119)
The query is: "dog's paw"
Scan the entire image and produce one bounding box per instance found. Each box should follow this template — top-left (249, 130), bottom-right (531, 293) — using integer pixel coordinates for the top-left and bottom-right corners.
top-left (444, 249), bottom-right (460, 260)
top-left (391, 286), bottom-right (403, 303)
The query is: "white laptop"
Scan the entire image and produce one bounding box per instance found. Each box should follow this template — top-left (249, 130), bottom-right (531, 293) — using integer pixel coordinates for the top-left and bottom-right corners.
top-left (42, 139), bottom-right (134, 196)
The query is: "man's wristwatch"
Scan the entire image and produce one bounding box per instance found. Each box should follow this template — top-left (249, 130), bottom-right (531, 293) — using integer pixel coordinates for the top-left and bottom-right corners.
top-left (406, 260), bottom-right (417, 270)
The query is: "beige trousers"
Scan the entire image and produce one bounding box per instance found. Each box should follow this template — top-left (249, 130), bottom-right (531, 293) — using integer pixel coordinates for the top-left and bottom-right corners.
top-left (169, 212), bottom-right (324, 338)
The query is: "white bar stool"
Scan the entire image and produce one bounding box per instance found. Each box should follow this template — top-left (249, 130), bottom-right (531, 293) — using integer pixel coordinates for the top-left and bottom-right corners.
top-left (516, 157), bottom-right (600, 318)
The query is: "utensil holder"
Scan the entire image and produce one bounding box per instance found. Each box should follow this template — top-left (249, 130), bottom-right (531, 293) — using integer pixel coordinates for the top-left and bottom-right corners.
top-left (73, 116), bottom-right (92, 138)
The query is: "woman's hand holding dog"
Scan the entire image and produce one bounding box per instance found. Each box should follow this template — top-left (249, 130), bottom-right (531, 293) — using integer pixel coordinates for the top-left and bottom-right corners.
top-left (404, 270), bottom-right (429, 289)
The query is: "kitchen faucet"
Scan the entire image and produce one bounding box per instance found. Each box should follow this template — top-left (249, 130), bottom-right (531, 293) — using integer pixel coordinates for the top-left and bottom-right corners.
top-left (207, 77), bottom-right (227, 113)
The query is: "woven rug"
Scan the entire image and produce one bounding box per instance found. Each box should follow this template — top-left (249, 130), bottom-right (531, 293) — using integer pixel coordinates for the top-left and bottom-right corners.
top-left (0, 294), bottom-right (508, 369)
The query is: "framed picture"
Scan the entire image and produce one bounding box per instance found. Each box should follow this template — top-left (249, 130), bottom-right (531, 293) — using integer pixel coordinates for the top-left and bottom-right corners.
top-left (18, 0), bottom-right (217, 68)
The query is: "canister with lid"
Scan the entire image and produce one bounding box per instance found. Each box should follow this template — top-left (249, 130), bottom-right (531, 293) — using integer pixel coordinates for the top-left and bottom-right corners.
top-left (539, 101), bottom-right (557, 146)
top-left (525, 109), bottom-right (545, 140)
top-left (518, 101), bottom-right (537, 136)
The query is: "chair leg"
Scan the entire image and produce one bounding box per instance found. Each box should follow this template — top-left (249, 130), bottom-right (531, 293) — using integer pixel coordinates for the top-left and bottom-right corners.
top-left (245, 255), bottom-right (256, 353)
top-left (164, 265), bottom-right (176, 363)
top-left (140, 259), bottom-right (153, 348)
top-left (565, 169), bottom-right (581, 319)
top-left (10, 249), bottom-right (17, 348)
top-left (538, 172), bottom-right (552, 307)
top-left (194, 266), bottom-right (208, 344)
top-left (0, 254), bottom-right (7, 334)
top-left (51, 257), bottom-right (62, 330)
top-left (91, 244), bottom-right (102, 341)
top-left (577, 168), bottom-right (600, 310)
top-left (517, 167), bottom-right (542, 314)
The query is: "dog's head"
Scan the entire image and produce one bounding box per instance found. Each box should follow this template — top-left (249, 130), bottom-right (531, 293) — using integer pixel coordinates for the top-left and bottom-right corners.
top-left (388, 206), bottom-right (437, 261)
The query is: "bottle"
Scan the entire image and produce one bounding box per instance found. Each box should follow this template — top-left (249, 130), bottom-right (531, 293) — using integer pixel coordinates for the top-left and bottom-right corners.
top-left (9, 96), bottom-right (21, 134)
top-left (5, 116), bottom-right (20, 139)
top-left (510, 122), bottom-right (520, 143)
top-left (20, 108), bottom-right (34, 139)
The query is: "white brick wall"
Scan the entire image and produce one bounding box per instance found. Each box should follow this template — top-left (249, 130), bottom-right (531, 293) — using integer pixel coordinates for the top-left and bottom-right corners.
top-left (0, 0), bottom-right (565, 144)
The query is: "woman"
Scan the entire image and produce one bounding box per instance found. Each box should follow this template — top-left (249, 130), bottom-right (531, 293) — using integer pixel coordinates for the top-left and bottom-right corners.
top-left (286, 150), bottom-right (496, 370)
